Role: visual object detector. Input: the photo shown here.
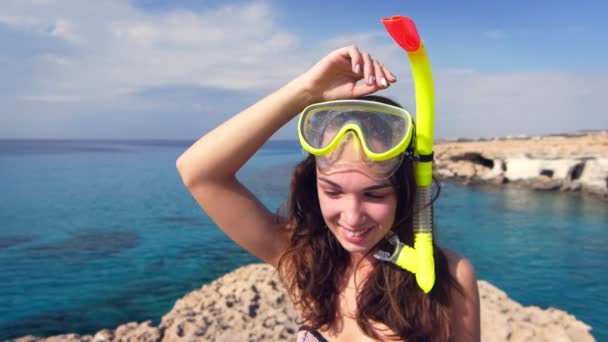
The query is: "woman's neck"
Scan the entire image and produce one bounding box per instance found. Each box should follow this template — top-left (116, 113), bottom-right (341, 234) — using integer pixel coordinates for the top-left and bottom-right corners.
top-left (344, 254), bottom-right (375, 289)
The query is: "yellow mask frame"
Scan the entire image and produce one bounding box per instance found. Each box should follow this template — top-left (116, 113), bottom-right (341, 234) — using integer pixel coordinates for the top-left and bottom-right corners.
top-left (297, 99), bottom-right (415, 162)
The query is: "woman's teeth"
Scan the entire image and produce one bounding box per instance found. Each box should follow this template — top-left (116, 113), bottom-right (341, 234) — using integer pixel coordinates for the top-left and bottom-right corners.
top-left (345, 227), bottom-right (371, 237)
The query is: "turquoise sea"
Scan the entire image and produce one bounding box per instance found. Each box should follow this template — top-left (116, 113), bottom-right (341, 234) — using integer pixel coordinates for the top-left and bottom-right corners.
top-left (0, 140), bottom-right (606, 341)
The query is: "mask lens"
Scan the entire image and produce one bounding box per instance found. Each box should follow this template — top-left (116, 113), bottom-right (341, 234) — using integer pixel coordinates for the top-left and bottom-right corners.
top-left (351, 110), bottom-right (406, 154)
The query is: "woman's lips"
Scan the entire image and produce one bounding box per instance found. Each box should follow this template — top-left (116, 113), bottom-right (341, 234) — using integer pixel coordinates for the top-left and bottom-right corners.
top-left (340, 225), bottom-right (374, 243)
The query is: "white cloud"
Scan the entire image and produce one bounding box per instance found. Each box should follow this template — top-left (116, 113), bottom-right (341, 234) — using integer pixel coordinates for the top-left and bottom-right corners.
top-left (0, 14), bottom-right (40, 27)
top-left (2, 0), bottom-right (306, 104)
top-left (315, 34), bottom-right (607, 139)
top-left (431, 69), bottom-right (608, 138)
top-left (20, 94), bottom-right (81, 103)
top-left (0, 1), bottom-right (606, 139)
top-left (49, 19), bottom-right (82, 44)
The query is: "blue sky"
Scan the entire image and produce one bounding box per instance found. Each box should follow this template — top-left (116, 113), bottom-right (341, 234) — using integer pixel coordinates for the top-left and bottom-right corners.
top-left (1, 0), bottom-right (606, 140)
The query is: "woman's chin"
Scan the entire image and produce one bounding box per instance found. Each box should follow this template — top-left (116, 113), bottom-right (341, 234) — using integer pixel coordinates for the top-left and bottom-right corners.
top-left (340, 243), bottom-right (369, 254)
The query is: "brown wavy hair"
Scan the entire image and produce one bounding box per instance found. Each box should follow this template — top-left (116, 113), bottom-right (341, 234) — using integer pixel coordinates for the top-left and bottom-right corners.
top-left (277, 96), bottom-right (461, 341)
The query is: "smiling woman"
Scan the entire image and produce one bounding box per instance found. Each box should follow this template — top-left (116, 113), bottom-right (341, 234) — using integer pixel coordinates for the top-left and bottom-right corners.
top-left (177, 39), bottom-right (480, 340)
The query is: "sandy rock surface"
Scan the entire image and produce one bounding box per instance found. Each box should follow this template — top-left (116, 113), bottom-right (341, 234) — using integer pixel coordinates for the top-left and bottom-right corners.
top-left (14, 263), bottom-right (596, 342)
top-left (434, 131), bottom-right (608, 198)
top-left (478, 280), bottom-right (595, 342)
top-left (159, 264), bottom-right (297, 342)
top-left (435, 132), bottom-right (608, 159)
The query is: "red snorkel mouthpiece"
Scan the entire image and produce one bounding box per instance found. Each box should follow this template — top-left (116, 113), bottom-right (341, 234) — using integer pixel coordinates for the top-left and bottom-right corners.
top-left (381, 16), bottom-right (421, 52)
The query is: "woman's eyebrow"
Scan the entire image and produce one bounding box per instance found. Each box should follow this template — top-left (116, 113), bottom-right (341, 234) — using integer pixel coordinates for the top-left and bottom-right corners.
top-left (318, 177), bottom-right (392, 191)
top-left (318, 178), bottom-right (341, 188)
top-left (364, 183), bottom-right (393, 191)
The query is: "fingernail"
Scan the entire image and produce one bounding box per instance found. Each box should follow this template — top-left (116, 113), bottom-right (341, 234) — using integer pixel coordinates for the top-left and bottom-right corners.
top-left (368, 75), bottom-right (375, 85)
top-left (354, 64), bottom-right (361, 74)
top-left (381, 77), bottom-right (388, 88)
top-left (390, 73), bottom-right (397, 81)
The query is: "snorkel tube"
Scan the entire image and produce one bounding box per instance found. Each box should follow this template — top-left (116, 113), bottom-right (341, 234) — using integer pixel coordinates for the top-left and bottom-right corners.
top-left (376, 16), bottom-right (436, 293)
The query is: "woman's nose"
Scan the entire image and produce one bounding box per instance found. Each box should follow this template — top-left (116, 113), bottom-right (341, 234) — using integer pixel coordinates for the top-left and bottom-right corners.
top-left (342, 196), bottom-right (367, 226)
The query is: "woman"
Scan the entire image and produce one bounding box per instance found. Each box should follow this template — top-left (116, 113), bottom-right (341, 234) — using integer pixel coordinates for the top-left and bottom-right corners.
top-left (176, 46), bottom-right (480, 341)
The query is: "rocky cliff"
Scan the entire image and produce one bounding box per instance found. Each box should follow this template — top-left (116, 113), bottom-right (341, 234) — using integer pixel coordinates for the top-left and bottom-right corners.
top-left (14, 263), bottom-right (595, 342)
top-left (434, 131), bottom-right (608, 198)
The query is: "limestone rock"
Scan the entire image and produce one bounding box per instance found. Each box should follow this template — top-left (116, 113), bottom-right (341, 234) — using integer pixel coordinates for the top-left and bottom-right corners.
top-left (478, 280), bottom-right (595, 341)
top-left (434, 131), bottom-right (608, 198)
top-left (12, 334), bottom-right (93, 342)
top-left (11, 264), bottom-right (596, 342)
top-left (527, 176), bottom-right (563, 191)
top-left (503, 158), bottom-right (582, 181)
top-left (579, 158), bottom-right (608, 193)
top-left (92, 329), bottom-right (112, 342)
top-left (159, 263), bottom-right (298, 342)
top-left (113, 321), bottom-right (161, 341)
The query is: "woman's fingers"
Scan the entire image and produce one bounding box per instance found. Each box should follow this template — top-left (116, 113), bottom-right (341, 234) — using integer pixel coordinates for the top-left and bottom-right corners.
top-left (359, 49), bottom-right (396, 88)
top-left (321, 45), bottom-right (397, 99)
top-left (341, 45), bottom-right (396, 86)
top-left (346, 45), bottom-right (363, 75)
top-left (373, 60), bottom-right (389, 88)
top-left (362, 52), bottom-right (375, 86)
top-left (381, 63), bottom-right (397, 83)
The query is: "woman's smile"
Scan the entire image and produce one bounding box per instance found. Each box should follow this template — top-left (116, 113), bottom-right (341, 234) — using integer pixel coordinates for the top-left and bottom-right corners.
top-left (340, 224), bottom-right (375, 242)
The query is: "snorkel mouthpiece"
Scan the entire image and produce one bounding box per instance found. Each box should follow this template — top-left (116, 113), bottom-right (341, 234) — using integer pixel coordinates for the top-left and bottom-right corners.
top-left (381, 16), bottom-right (420, 52)
top-left (375, 16), bottom-right (436, 294)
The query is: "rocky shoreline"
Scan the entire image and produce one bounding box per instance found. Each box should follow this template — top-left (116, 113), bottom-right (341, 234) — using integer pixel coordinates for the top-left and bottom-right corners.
top-left (433, 131), bottom-right (608, 200)
top-left (13, 263), bottom-right (595, 342)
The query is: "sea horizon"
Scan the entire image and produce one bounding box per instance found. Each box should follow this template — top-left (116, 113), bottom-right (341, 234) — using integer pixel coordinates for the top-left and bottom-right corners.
top-left (0, 128), bottom-right (605, 144)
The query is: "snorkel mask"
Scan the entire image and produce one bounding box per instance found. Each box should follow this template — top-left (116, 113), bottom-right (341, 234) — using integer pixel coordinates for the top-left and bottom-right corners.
top-left (298, 99), bottom-right (415, 180)
top-left (297, 16), bottom-right (436, 293)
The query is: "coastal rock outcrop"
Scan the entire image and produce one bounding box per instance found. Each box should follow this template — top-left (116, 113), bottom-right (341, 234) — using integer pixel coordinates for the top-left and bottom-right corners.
top-left (434, 131), bottom-right (608, 198)
top-left (14, 263), bottom-right (596, 342)
top-left (159, 263), bottom-right (297, 341)
top-left (478, 281), bottom-right (595, 342)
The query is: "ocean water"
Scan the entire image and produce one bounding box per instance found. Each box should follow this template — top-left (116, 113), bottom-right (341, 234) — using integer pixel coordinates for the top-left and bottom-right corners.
top-left (0, 140), bottom-right (606, 341)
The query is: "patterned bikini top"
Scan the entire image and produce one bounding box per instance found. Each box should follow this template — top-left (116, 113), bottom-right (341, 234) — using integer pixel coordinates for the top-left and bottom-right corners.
top-left (296, 326), bottom-right (329, 342)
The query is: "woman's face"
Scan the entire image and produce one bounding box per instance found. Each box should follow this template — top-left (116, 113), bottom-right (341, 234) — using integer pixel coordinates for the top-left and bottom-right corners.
top-left (316, 166), bottom-right (397, 259)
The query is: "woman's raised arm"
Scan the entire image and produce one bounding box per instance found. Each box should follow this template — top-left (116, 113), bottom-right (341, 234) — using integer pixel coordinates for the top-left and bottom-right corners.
top-left (176, 46), bottom-right (396, 267)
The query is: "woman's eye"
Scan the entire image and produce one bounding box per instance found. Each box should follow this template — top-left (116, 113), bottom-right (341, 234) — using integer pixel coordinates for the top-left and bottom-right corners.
top-left (323, 191), bottom-right (341, 197)
top-left (365, 193), bottom-right (386, 199)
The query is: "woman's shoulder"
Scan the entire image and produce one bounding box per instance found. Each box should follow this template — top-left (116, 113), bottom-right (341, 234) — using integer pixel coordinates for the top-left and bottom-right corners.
top-left (437, 248), bottom-right (481, 340)
top-left (438, 247), bottom-right (477, 289)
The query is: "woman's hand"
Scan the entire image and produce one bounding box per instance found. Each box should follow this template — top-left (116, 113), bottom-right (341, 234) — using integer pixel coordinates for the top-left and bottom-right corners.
top-left (298, 45), bottom-right (397, 103)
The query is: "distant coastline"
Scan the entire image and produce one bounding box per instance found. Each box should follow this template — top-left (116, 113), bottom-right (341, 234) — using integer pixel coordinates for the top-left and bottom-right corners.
top-left (435, 129), bottom-right (607, 144)
top-left (433, 130), bottom-right (608, 200)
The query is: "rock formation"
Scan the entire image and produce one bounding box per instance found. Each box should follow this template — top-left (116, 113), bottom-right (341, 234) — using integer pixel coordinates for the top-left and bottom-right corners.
top-left (13, 263), bottom-right (596, 342)
top-left (434, 131), bottom-right (608, 199)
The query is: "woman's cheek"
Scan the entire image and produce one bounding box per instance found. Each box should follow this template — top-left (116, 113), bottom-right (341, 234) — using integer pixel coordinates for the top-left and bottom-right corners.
top-left (319, 197), bottom-right (338, 220)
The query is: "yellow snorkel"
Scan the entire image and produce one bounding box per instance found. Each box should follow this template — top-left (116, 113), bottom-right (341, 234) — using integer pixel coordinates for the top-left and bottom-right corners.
top-left (379, 16), bottom-right (436, 293)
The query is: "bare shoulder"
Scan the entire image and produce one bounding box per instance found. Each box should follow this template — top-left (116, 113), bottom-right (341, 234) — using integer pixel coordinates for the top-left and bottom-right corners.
top-left (440, 247), bottom-right (477, 286)
top-left (439, 247), bottom-right (481, 341)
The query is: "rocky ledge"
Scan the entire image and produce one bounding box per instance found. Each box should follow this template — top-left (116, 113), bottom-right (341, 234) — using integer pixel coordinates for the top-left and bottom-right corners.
top-left (434, 131), bottom-right (608, 199)
top-left (14, 263), bottom-right (595, 342)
